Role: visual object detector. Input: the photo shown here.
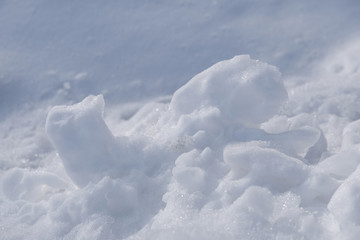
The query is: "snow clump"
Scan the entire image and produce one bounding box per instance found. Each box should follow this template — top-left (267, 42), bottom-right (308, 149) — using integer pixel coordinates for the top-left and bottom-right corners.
top-left (169, 55), bottom-right (288, 127)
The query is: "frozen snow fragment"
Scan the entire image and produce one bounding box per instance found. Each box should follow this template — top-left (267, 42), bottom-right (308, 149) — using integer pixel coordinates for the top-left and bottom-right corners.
top-left (304, 129), bottom-right (327, 164)
top-left (294, 167), bottom-right (340, 206)
top-left (262, 113), bottom-right (317, 134)
top-left (169, 55), bottom-right (287, 127)
top-left (45, 94), bottom-right (170, 237)
top-left (232, 126), bottom-right (326, 163)
top-left (172, 148), bottom-right (226, 196)
top-left (46, 95), bottom-right (122, 187)
top-left (223, 143), bottom-right (308, 192)
top-left (318, 150), bottom-right (360, 180)
top-left (151, 105), bottom-right (224, 148)
top-left (175, 106), bottom-right (223, 137)
top-left (261, 115), bottom-right (291, 134)
top-left (328, 166), bottom-right (360, 225)
top-left (272, 127), bottom-right (326, 163)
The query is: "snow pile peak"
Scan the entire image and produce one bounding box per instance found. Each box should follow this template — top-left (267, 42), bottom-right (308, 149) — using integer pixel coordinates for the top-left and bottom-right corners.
top-left (46, 95), bottom-right (119, 187)
top-left (170, 55), bottom-right (287, 127)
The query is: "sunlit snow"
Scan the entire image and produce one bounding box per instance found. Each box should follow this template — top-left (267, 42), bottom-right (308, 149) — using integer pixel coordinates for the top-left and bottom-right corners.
top-left (1, 1), bottom-right (360, 239)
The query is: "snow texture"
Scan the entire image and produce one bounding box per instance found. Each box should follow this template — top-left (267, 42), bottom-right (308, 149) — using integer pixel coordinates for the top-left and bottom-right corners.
top-left (0, 55), bottom-right (338, 239)
top-left (2, 1), bottom-right (360, 239)
top-left (169, 55), bottom-right (287, 127)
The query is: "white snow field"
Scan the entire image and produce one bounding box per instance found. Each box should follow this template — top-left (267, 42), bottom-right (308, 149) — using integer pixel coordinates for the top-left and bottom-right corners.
top-left (2, 0), bottom-right (360, 239)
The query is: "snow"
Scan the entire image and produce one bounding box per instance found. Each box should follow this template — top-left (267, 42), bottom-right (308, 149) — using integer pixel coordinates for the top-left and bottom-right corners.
top-left (46, 95), bottom-right (119, 187)
top-left (169, 55), bottom-right (287, 127)
top-left (2, 0), bottom-right (360, 239)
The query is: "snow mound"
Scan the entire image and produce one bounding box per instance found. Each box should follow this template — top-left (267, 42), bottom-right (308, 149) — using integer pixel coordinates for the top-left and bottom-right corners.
top-left (170, 55), bottom-right (287, 127)
top-left (5, 55), bottom-right (360, 239)
top-left (45, 96), bottom-right (167, 238)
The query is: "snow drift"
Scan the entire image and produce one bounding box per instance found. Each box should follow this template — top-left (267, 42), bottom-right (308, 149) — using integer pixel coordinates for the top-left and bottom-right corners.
top-left (2, 55), bottom-right (360, 239)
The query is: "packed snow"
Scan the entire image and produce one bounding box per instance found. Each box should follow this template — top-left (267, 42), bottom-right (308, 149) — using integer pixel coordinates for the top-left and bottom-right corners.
top-left (2, 1), bottom-right (360, 239)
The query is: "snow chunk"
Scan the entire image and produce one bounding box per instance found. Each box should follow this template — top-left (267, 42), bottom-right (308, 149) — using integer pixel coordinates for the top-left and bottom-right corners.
top-left (169, 55), bottom-right (287, 127)
top-left (172, 148), bottom-right (226, 195)
top-left (223, 143), bottom-right (308, 192)
top-left (318, 150), bottom-right (360, 180)
top-left (328, 166), bottom-right (360, 225)
top-left (46, 95), bottom-right (121, 187)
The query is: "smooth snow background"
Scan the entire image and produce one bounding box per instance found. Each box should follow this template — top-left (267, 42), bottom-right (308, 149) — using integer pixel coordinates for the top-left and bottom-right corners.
top-left (1, 0), bottom-right (360, 239)
top-left (1, 0), bottom-right (360, 113)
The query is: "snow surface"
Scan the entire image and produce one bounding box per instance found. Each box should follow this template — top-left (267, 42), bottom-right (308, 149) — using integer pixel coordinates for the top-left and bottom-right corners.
top-left (2, 0), bottom-right (360, 239)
